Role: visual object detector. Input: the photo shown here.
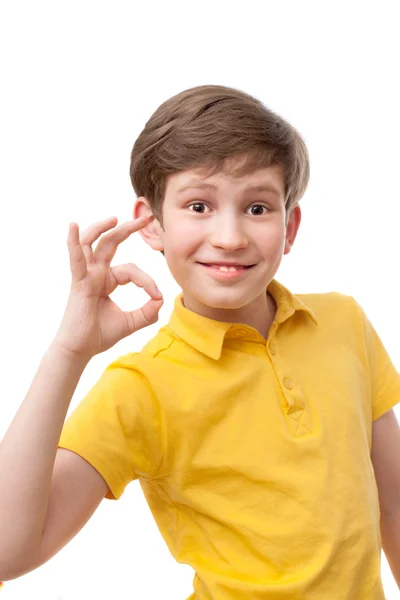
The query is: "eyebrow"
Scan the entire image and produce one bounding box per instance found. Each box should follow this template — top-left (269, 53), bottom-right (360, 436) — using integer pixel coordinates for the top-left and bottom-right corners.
top-left (176, 182), bottom-right (282, 197)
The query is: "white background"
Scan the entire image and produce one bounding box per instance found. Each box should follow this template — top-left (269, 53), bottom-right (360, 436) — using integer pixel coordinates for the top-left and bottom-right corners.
top-left (0, 1), bottom-right (399, 598)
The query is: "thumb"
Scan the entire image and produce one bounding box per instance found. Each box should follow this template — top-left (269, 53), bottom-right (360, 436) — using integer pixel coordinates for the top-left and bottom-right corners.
top-left (123, 296), bottom-right (164, 335)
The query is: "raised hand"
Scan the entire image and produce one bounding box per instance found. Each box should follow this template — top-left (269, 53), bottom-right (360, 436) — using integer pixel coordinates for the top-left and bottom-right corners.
top-left (54, 214), bottom-right (163, 359)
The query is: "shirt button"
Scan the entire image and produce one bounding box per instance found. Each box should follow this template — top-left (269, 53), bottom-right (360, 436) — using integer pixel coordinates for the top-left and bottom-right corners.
top-left (269, 342), bottom-right (276, 355)
top-left (283, 377), bottom-right (293, 390)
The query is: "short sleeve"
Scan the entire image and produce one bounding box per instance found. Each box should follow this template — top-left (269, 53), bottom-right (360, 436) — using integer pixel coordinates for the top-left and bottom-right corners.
top-left (354, 299), bottom-right (400, 421)
top-left (58, 355), bottom-right (165, 500)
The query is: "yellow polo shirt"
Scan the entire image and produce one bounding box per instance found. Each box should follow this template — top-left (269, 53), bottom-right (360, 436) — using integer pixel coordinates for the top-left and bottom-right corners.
top-left (58, 278), bottom-right (400, 599)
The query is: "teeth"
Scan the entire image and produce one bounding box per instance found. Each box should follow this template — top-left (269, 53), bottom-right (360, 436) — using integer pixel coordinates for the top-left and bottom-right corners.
top-left (210, 264), bottom-right (244, 271)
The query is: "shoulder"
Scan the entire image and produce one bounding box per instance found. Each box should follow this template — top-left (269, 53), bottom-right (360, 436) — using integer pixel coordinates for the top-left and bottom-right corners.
top-left (296, 289), bottom-right (355, 307)
top-left (294, 289), bottom-right (362, 325)
top-left (106, 327), bottom-right (175, 370)
top-left (101, 327), bottom-right (177, 393)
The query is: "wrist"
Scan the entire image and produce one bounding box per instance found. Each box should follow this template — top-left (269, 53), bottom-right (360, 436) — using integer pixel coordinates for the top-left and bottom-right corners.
top-left (49, 339), bottom-right (93, 369)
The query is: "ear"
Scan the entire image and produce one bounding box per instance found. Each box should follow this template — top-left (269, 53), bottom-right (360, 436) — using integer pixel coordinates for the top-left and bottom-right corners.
top-left (283, 204), bottom-right (301, 255)
top-left (133, 197), bottom-right (164, 252)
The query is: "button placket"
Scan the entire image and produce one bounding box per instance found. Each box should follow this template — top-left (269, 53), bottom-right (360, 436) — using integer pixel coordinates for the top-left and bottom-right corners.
top-left (269, 353), bottom-right (313, 437)
top-left (283, 377), bottom-right (293, 390)
top-left (264, 302), bottom-right (313, 436)
top-left (267, 322), bottom-right (278, 356)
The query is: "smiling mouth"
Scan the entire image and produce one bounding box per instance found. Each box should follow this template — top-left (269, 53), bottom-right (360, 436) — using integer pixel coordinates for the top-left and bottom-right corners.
top-left (197, 263), bottom-right (255, 269)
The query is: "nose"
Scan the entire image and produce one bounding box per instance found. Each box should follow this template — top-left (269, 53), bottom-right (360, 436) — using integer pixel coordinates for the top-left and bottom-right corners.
top-left (207, 216), bottom-right (249, 251)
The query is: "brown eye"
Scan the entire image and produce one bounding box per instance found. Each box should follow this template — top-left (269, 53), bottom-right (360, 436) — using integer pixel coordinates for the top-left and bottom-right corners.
top-left (188, 203), bottom-right (207, 213)
top-left (248, 205), bottom-right (269, 215)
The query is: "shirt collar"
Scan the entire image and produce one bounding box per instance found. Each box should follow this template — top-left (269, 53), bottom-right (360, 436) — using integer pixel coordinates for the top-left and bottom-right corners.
top-left (167, 278), bottom-right (318, 360)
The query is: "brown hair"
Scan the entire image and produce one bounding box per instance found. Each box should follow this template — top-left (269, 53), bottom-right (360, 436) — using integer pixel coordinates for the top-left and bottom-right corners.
top-left (130, 84), bottom-right (310, 256)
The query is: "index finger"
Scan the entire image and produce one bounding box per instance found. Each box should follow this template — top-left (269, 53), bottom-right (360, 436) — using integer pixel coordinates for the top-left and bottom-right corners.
top-left (93, 214), bottom-right (155, 264)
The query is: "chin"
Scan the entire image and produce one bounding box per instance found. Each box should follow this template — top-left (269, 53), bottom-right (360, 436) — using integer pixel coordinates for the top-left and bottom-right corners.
top-left (195, 291), bottom-right (258, 311)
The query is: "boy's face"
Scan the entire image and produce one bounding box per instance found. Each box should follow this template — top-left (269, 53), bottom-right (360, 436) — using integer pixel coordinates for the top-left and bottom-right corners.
top-left (134, 157), bottom-right (301, 333)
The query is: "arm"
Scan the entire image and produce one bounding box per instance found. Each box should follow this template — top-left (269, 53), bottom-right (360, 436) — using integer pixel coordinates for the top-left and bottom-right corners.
top-left (371, 408), bottom-right (400, 587)
top-left (0, 342), bottom-right (90, 580)
top-left (0, 214), bottom-right (162, 581)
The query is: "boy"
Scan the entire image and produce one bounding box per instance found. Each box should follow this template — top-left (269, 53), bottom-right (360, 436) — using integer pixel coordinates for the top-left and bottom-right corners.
top-left (1, 84), bottom-right (400, 599)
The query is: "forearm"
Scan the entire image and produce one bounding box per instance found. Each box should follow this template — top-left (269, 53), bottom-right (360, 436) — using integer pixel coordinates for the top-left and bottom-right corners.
top-left (380, 510), bottom-right (400, 588)
top-left (0, 341), bottom-right (90, 577)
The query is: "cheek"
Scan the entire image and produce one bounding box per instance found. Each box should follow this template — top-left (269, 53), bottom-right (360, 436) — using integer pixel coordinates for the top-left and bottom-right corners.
top-left (163, 226), bottom-right (199, 259)
top-left (260, 227), bottom-right (286, 252)
top-left (164, 214), bottom-right (197, 233)
top-left (164, 218), bottom-right (203, 245)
